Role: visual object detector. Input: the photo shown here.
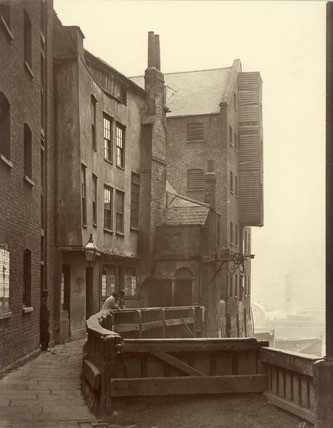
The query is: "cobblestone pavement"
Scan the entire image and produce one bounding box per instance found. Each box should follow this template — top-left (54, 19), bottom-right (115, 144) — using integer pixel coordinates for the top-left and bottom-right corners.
top-left (0, 340), bottom-right (310, 428)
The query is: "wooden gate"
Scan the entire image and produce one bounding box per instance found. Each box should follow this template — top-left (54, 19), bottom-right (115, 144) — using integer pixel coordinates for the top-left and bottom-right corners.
top-left (110, 338), bottom-right (268, 398)
top-left (83, 308), bottom-right (269, 413)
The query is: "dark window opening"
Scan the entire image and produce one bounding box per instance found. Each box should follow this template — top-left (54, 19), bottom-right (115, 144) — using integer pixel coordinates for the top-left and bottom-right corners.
top-left (0, 92), bottom-right (10, 159)
top-left (131, 173), bottom-right (140, 229)
top-left (81, 164), bottom-right (87, 226)
top-left (23, 249), bottom-right (32, 307)
top-left (24, 124), bottom-right (32, 178)
top-left (91, 95), bottom-right (97, 150)
top-left (92, 174), bottom-right (97, 225)
top-left (0, 0), bottom-right (11, 28)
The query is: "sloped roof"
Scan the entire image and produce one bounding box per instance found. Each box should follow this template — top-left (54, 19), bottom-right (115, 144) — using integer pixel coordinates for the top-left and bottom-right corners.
top-left (162, 194), bottom-right (210, 226)
top-left (130, 60), bottom-right (241, 117)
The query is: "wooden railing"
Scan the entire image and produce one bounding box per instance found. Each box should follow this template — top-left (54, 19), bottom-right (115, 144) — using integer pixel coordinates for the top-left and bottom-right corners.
top-left (83, 308), bottom-right (269, 414)
top-left (100, 305), bottom-right (204, 338)
top-left (260, 347), bottom-right (320, 423)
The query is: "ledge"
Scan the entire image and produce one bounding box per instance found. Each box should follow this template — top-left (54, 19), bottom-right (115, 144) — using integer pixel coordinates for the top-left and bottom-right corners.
top-left (24, 61), bottom-right (34, 79)
top-left (0, 311), bottom-right (12, 320)
top-left (1, 154), bottom-right (13, 169)
top-left (116, 232), bottom-right (125, 237)
top-left (24, 175), bottom-right (34, 186)
top-left (130, 227), bottom-right (139, 232)
top-left (0, 17), bottom-right (13, 40)
top-left (104, 228), bottom-right (113, 235)
top-left (116, 165), bottom-right (125, 171)
top-left (104, 158), bottom-right (113, 166)
top-left (22, 306), bottom-right (34, 314)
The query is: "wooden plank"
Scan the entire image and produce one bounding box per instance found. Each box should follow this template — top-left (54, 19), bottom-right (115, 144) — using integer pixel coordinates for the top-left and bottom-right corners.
top-left (114, 323), bottom-right (140, 332)
top-left (301, 377), bottom-right (310, 409)
top-left (309, 381), bottom-right (315, 411)
top-left (110, 374), bottom-right (268, 397)
top-left (165, 317), bottom-right (194, 327)
top-left (215, 352), bottom-right (233, 375)
top-left (264, 392), bottom-right (314, 424)
top-left (260, 348), bottom-right (317, 376)
top-left (237, 352), bottom-right (249, 375)
top-left (293, 373), bottom-right (301, 406)
top-left (147, 355), bottom-right (164, 377)
top-left (278, 368), bottom-right (286, 398)
top-left (151, 351), bottom-right (207, 377)
top-left (119, 339), bottom-right (265, 354)
top-left (248, 350), bottom-right (258, 374)
top-left (285, 370), bottom-right (293, 401)
top-left (141, 320), bottom-right (164, 331)
top-left (193, 352), bottom-right (211, 375)
top-left (82, 359), bottom-right (101, 391)
top-left (124, 356), bottom-right (142, 378)
top-left (271, 366), bottom-right (278, 395)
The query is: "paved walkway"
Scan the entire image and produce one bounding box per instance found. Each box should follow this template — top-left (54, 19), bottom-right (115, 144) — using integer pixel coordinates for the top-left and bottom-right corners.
top-left (0, 340), bottom-right (126, 428)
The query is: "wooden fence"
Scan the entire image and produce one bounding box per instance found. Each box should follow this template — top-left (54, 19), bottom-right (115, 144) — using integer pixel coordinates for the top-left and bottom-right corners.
top-left (83, 308), bottom-right (269, 414)
top-left (260, 347), bottom-right (320, 423)
top-left (100, 306), bottom-right (204, 338)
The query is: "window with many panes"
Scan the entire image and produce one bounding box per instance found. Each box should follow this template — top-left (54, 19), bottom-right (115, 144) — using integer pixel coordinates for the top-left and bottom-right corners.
top-left (124, 266), bottom-right (137, 297)
top-left (24, 124), bottom-right (32, 179)
top-left (116, 190), bottom-right (124, 234)
top-left (81, 164), bottom-right (87, 226)
top-left (91, 95), bottom-right (97, 150)
top-left (24, 10), bottom-right (32, 68)
top-left (131, 173), bottom-right (140, 229)
top-left (103, 114), bottom-right (112, 161)
top-left (92, 174), bottom-right (97, 225)
top-left (104, 186), bottom-right (112, 230)
top-left (101, 264), bottom-right (116, 298)
top-left (116, 124), bottom-right (125, 168)
top-left (0, 92), bottom-right (10, 160)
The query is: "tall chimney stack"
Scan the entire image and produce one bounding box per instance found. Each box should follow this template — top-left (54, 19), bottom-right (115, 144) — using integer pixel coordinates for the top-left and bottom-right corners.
top-left (155, 34), bottom-right (161, 71)
top-left (148, 31), bottom-right (156, 68)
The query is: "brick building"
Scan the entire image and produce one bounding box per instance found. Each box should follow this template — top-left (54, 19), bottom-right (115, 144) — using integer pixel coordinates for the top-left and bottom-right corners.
top-left (0, 0), bottom-right (56, 374)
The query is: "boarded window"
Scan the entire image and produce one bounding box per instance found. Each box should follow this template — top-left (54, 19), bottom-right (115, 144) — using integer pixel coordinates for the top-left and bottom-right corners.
top-left (91, 95), bottom-right (97, 150)
top-left (92, 174), bottom-right (97, 225)
top-left (187, 123), bottom-right (204, 141)
top-left (207, 159), bottom-right (214, 172)
top-left (131, 173), bottom-right (140, 229)
top-left (187, 169), bottom-right (204, 190)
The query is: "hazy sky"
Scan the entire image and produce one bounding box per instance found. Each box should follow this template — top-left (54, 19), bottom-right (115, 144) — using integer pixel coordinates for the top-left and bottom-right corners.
top-left (54, 1), bottom-right (326, 310)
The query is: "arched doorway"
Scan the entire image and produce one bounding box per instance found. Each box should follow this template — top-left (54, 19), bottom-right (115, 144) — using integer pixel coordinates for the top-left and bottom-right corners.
top-left (174, 268), bottom-right (193, 306)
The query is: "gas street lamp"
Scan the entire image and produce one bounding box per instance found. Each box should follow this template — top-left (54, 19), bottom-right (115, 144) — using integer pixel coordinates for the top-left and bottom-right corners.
top-left (84, 234), bottom-right (97, 264)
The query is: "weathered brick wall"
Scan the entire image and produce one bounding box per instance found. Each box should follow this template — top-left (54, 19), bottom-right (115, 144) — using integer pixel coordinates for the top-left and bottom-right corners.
top-left (0, 0), bottom-right (55, 374)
